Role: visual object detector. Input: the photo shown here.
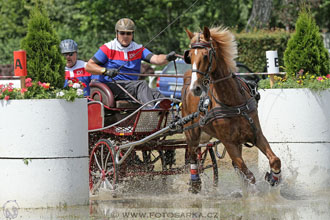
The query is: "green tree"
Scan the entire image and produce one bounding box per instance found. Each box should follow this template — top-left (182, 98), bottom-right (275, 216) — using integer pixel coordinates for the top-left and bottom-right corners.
top-left (20, 5), bottom-right (65, 88)
top-left (0, 0), bottom-right (30, 64)
top-left (284, 8), bottom-right (330, 77)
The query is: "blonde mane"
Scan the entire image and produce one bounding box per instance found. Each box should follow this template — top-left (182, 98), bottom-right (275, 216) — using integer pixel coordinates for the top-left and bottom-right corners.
top-left (191, 26), bottom-right (238, 74)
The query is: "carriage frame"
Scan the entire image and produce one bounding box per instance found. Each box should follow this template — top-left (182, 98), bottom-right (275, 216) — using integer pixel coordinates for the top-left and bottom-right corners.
top-left (87, 81), bottom-right (224, 194)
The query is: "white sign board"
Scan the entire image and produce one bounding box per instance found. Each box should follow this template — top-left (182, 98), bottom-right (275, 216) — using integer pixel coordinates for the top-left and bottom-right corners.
top-left (266, 50), bottom-right (279, 74)
top-left (0, 79), bottom-right (21, 88)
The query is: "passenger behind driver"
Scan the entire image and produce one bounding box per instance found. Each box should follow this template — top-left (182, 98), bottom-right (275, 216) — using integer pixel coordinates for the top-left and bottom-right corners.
top-left (60, 39), bottom-right (92, 96)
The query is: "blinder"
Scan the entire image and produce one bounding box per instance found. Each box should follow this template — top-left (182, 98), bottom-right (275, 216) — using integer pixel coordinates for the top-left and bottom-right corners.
top-left (184, 50), bottom-right (191, 64)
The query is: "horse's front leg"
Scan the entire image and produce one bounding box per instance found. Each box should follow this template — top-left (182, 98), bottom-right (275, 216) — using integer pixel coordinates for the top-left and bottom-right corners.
top-left (187, 146), bottom-right (201, 194)
top-left (184, 129), bottom-right (202, 194)
top-left (225, 142), bottom-right (256, 184)
top-left (255, 133), bottom-right (282, 186)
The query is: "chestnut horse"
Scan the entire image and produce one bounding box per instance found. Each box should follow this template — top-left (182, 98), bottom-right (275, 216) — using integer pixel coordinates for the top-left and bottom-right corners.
top-left (181, 26), bottom-right (281, 193)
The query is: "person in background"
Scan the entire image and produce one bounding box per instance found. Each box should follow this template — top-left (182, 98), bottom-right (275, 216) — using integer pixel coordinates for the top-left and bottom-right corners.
top-left (85, 18), bottom-right (176, 107)
top-left (60, 39), bottom-right (91, 96)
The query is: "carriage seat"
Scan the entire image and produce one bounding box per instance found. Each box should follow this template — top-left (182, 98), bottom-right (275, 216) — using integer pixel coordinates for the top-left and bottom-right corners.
top-left (89, 82), bottom-right (141, 109)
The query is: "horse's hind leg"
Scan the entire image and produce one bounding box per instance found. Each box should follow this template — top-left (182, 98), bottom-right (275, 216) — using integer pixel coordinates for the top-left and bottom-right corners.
top-left (225, 142), bottom-right (256, 184)
top-left (255, 133), bottom-right (282, 186)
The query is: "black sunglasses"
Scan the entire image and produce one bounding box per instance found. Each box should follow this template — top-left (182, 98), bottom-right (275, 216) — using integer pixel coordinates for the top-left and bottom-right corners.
top-left (118, 31), bottom-right (133, 36)
top-left (63, 52), bottom-right (75, 57)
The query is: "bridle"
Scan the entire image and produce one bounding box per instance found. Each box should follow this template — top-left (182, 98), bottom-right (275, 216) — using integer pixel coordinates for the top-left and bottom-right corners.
top-left (184, 34), bottom-right (233, 86)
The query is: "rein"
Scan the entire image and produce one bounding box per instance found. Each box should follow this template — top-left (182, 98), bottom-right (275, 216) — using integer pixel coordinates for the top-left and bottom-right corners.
top-left (211, 72), bottom-right (234, 84)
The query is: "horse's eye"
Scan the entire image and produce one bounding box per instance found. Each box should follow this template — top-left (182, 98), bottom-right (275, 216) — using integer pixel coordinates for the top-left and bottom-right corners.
top-left (203, 54), bottom-right (208, 60)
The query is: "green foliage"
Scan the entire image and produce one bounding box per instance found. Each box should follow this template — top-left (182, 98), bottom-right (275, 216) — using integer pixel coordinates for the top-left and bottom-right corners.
top-left (0, 38), bottom-right (21, 64)
top-left (284, 8), bottom-right (330, 77)
top-left (0, 0), bottom-right (30, 64)
top-left (0, 0), bottom-right (29, 39)
top-left (315, 0), bottom-right (330, 31)
top-left (1, 0), bottom-right (329, 67)
top-left (235, 31), bottom-right (291, 72)
top-left (20, 5), bottom-right (65, 89)
top-left (23, 158), bottom-right (32, 166)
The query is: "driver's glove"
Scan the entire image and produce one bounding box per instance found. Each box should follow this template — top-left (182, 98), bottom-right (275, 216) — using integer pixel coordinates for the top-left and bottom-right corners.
top-left (102, 68), bottom-right (118, 78)
top-left (166, 51), bottom-right (177, 61)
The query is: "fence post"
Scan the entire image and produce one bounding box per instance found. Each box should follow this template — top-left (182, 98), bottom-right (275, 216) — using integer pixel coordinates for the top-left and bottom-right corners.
top-left (266, 50), bottom-right (279, 88)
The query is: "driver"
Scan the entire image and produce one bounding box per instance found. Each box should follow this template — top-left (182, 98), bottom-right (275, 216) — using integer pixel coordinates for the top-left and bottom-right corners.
top-left (85, 18), bottom-right (176, 107)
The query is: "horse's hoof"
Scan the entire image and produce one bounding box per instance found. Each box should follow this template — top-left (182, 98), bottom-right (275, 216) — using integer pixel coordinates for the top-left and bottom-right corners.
top-left (265, 170), bottom-right (281, 186)
top-left (188, 180), bottom-right (202, 194)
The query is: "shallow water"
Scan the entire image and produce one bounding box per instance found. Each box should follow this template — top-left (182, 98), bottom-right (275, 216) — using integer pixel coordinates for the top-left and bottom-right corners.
top-left (3, 167), bottom-right (330, 220)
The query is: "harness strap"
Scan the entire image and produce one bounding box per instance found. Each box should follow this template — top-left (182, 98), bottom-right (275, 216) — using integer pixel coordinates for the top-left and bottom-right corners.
top-left (191, 69), bottom-right (208, 76)
top-left (199, 97), bottom-right (258, 144)
top-left (200, 97), bottom-right (257, 124)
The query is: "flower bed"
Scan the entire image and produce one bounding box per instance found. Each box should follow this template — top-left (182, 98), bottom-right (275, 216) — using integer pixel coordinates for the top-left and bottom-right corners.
top-left (259, 73), bottom-right (330, 90)
top-left (0, 77), bottom-right (85, 101)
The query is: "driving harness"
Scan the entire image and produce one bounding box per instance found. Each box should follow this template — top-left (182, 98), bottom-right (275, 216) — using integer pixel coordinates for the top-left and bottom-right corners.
top-left (183, 34), bottom-right (259, 145)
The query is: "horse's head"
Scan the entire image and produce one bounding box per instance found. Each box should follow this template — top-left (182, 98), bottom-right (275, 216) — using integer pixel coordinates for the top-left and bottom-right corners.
top-left (184, 26), bottom-right (237, 96)
top-left (184, 27), bottom-right (216, 96)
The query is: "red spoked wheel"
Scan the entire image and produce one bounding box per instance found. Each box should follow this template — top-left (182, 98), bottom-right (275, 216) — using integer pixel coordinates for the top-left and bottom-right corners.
top-left (89, 139), bottom-right (118, 195)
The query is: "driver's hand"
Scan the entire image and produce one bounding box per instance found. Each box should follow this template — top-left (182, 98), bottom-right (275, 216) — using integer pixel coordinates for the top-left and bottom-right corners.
top-left (102, 68), bottom-right (118, 78)
top-left (166, 51), bottom-right (177, 61)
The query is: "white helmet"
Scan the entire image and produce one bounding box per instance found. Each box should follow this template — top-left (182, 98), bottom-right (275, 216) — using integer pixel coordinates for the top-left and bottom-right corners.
top-left (59, 39), bottom-right (78, 53)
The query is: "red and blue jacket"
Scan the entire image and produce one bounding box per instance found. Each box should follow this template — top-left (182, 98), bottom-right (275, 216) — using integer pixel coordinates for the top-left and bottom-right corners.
top-left (64, 60), bottom-right (91, 96)
top-left (91, 39), bottom-right (152, 82)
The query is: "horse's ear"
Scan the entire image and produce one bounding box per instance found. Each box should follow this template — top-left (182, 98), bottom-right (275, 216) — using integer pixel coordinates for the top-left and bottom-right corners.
top-left (203, 26), bottom-right (211, 41)
top-left (185, 28), bottom-right (194, 40)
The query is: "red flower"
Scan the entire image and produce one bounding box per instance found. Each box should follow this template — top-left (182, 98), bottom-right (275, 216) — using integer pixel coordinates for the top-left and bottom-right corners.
top-left (25, 78), bottom-right (32, 83)
top-left (317, 76), bottom-right (323, 81)
top-left (68, 77), bottom-right (79, 83)
top-left (81, 82), bottom-right (87, 88)
top-left (21, 88), bottom-right (28, 94)
top-left (41, 83), bottom-right (50, 89)
top-left (25, 78), bottom-right (33, 87)
top-left (326, 74), bottom-right (330, 79)
top-left (4, 95), bottom-right (9, 100)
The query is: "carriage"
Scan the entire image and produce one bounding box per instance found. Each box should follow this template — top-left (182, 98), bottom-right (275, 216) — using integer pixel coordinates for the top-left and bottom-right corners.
top-left (87, 25), bottom-right (282, 195)
top-left (87, 81), bottom-right (223, 195)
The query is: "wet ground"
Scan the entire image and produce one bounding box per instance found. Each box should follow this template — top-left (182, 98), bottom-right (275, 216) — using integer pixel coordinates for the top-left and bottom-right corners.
top-left (3, 148), bottom-right (330, 219)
